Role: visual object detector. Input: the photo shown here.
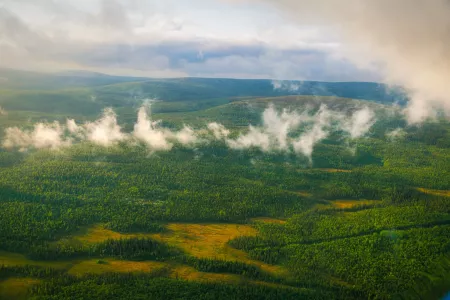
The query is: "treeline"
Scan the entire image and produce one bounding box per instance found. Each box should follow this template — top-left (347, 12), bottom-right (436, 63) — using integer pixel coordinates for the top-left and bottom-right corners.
top-left (27, 238), bottom-right (181, 261)
top-left (180, 256), bottom-right (278, 283)
top-left (28, 272), bottom-right (349, 300)
top-left (283, 225), bottom-right (450, 299)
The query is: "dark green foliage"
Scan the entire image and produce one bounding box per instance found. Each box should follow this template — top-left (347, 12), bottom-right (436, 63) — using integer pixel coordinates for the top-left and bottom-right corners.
top-left (0, 265), bottom-right (63, 280)
top-left (26, 238), bottom-right (181, 261)
top-left (92, 238), bottom-right (180, 261)
top-left (1, 76), bottom-right (450, 299)
top-left (29, 274), bottom-right (333, 300)
top-left (180, 257), bottom-right (277, 282)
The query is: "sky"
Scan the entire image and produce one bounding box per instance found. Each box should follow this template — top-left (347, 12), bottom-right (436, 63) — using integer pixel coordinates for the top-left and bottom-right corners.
top-left (1, 0), bottom-right (449, 123)
top-left (0, 0), bottom-right (379, 81)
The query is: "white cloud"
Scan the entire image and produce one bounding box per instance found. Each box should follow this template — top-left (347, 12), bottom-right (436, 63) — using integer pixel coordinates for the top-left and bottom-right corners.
top-left (227, 126), bottom-right (271, 151)
top-left (261, 104), bottom-right (304, 150)
top-left (133, 106), bottom-right (173, 150)
top-left (85, 108), bottom-right (127, 146)
top-left (3, 122), bottom-right (70, 151)
top-left (207, 122), bottom-right (230, 139)
top-left (0, 0), bottom-right (380, 81)
top-left (172, 126), bottom-right (198, 145)
top-left (227, 104), bottom-right (307, 151)
top-left (2, 104), bottom-right (377, 157)
top-left (226, 104), bottom-right (375, 158)
top-left (342, 107), bottom-right (376, 139)
top-left (386, 128), bottom-right (406, 141)
top-left (292, 105), bottom-right (331, 158)
top-left (272, 80), bottom-right (301, 92)
top-left (252, 0), bottom-right (450, 122)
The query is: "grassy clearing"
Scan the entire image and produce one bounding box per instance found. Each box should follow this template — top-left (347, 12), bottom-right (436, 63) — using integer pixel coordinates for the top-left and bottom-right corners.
top-left (170, 265), bottom-right (242, 283)
top-left (151, 223), bottom-right (257, 260)
top-left (58, 224), bottom-right (155, 246)
top-left (69, 260), bottom-right (298, 290)
top-left (151, 223), bottom-right (288, 276)
top-left (296, 191), bottom-right (313, 197)
top-left (0, 278), bottom-right (41, 300)
top-left (0, 251), bottom-right (72, 270)
top-left (317, 168), bottom-right (352, 173)
top-left (2, 223), bottom-right (290, 284)
top-left (251, 217), bottom-right (287, 225)
top-left (68, 259), bottom-right (168, 276)
top-left (314, 200), bottom-right (381, 210)
top-left (417, 188), bottom-right (450, 197)
top-left (330, 200), bottom-right (382, 209)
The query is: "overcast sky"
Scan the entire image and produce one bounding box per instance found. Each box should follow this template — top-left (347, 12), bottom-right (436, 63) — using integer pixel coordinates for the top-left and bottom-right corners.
top-left (0, 0), bottom-right (380, 81)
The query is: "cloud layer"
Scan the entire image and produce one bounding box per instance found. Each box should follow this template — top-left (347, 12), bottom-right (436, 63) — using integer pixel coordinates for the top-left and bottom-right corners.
top-left (0, 0), bottom-right (378, 81)
top-left (253, 0), bottom-right (450, 123)
top-left (2, 104), bottom-right (376, 161)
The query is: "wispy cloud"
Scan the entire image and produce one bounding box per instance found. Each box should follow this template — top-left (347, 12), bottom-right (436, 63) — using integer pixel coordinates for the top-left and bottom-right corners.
top-left (0, 106), bottom-right (7, 116)
top-left (0, 0), bottom-right (379, 81)
top-left (3, 104), bottom-right (377, 159)
top-left (250, 0), bottom-right (450, 122)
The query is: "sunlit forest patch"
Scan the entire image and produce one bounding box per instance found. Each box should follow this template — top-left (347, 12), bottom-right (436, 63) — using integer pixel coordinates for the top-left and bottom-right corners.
top-left (417, 188), bottom-right (450, 197)
top-left (68, 259), bottom-right (168, 276)
top-left (169, 265), bottom-right (242, 283)
top-left (60, 224), bottom-right (157, 246)
top-left (0, 251), bottom-right (72, 270)
top-left (150, 223), bottom-right (258, 259)
top-left (151, 223), bottom-right (288, 276)
top-left (251, 217), bottom-right (287, 225)
top-left (329, 199), bottom-right (382, 209)
top-left (317, 169), bottom-right (352, 173)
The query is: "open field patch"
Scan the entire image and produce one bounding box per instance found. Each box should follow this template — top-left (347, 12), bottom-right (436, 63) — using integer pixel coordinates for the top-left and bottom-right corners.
top-left (251, 217), bottom-right (287, 225)
top-left (317, 168), bottom-right (352, 173)
top-left (315, 199), bottom-right (381, 210)
top-left (417, 188), bottom-right (450, 197)
top-left (0, 251), bottom-right (72, 270)
top-left (0, 278), bottom-right (41, 300)
top-left (170, 265), bottom-right (241, 283)
top-left (68, 259), bottom-right (168, 276)
top-left (59, 224), bottom-right (156, 246)
top-left (151, 223), bottom-right (257, 260)
top-left (151, 223), bottom-right (288, 276)
top-left (330, 200), bottom-right (382, 209)
top-left (296, 191), bottom-right (313, 197)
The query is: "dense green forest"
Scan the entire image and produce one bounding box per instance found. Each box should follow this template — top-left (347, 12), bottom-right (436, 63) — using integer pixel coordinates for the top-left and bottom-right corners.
top-left (0, 71), bottom-right (449, 299)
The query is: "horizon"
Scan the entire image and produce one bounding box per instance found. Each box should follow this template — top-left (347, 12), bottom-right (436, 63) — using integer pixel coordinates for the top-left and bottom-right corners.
top-left (0, 67), bottom-right (389, 85)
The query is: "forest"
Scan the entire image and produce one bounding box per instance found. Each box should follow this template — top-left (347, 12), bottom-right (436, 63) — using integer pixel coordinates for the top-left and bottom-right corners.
top-left (0, 72), bottom-right (449, 300)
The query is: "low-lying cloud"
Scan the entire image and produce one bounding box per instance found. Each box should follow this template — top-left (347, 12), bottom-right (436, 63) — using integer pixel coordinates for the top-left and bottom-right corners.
top-left (3, 122), bottom-right (69, 151)
top-left (3, 104), bottom-right (377, 159)
top-left (253, 0), bottom-right (450, 123)
top-left (228, 104), bottom-right (375, 159)
top-left (2, 105), bottom-right (200, 152)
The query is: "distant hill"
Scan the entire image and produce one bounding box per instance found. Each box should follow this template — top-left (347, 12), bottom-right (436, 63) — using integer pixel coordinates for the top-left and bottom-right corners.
top-left (103, 77), bottom-right (408, 105)
top-left (0, 69), bottom-right (408, 107)
top-left (0, 68), bottom-right (148, 90)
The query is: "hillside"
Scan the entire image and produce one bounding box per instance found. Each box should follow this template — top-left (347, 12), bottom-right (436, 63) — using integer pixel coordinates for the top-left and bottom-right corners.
top-left (0, 73), bottom-right (449, 300)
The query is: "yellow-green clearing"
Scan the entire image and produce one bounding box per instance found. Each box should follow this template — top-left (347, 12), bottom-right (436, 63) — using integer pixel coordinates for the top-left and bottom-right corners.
top-left (68, 259), bottom-right (168, 276)
top-left (57, 224), bottom-right (155, 247)
top-left (315, 199), bottom-right (381, 210)
top-left (251, 217), bottom-right (287, 225)
top-left (2, 223), bottom-right (290, 285)
top-left (0, 278), bottom-right (41, 300)
top-left (417, 188), bottom-right (450, 197)
top-left (150, 223), bottom-right (288, 276)
top-left (0, 251), bottom-right (72, 270)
